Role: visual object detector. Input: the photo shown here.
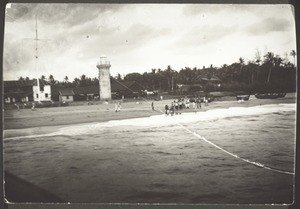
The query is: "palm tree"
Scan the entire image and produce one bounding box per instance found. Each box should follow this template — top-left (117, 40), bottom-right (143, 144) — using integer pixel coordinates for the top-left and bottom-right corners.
top-left (116, 73), bottom-right (122, 81)
top-left (264, 52), bottom-right (275, 83)
top-left (274, 55), bottom-right (283, 67)
top-left (238, 57), bottom-right (245, 82)
top-left (73, 78), bottom-right (80, 87)
top-left (49, 74), bottom-right (55, 85)
top-left (80, 74), bottom-right (87, 87)
top-left (64, 76), bottom-right (69, 83)
top-left (290, 50), bottom-right (296, 67)
top-left (255, 49), bottom-right (261, 66)
top-left (92, 77), bottom-right (99, 85)
top-left (239, 57), bottom-right (245, 65)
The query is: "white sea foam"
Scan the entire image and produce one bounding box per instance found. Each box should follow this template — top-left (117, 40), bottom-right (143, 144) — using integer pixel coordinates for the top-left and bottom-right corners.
top-left (4, 103), bottom-right (296, 140)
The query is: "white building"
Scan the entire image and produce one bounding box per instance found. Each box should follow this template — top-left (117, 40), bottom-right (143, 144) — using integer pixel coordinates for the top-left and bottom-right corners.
top-left (4, 79), bottom-right (52, 103)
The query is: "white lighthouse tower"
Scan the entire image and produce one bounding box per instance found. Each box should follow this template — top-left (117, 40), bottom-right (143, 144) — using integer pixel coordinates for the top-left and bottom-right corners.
top-left (96, 56), bottom-right (112, 100)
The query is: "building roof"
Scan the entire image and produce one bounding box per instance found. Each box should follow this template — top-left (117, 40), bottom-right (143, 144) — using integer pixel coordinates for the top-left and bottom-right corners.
top-left (178, 84), bottom-right (203, 92)
top-left (59, 89), bottom-right (75, 96)
top-left (73, 86), bottom-right (99, 95)
top-left (51, 81), bottom-right (145, 96)
top-left (4, 91), bottom-right (33, 97)
top-left (196, 75), bottom-right (221, 83)
top-left (111, 80), bottom-right (145, 92)
top-left (4, 79), bottom-right (51, 88)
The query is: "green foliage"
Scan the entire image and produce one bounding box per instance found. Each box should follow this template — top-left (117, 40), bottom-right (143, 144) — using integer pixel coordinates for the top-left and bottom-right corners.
top-left (20, 51), bottom-right (296, 93)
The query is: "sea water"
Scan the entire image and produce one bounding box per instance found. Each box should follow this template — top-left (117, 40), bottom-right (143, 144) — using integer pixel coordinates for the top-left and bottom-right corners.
top-left (4, 103), bottom-right (296, 204)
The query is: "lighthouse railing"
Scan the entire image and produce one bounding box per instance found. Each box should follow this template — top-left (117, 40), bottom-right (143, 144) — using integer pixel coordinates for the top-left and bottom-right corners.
top-left (97, 61), bottom-right (111, 66)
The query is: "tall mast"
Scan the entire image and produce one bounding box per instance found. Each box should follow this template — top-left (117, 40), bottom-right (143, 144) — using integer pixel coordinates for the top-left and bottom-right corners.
top-left (35, 14), bottom-right (40, 102)
top-left (35, 14), bottom-right (38, 59)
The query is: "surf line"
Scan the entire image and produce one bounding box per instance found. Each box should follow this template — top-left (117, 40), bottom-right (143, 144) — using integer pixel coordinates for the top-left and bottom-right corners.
top-left (112, 78), bottom-right (295, 176)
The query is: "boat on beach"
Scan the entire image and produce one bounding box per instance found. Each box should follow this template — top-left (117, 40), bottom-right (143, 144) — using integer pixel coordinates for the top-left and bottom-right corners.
top-left (255, 93), bottom-right (286, 99)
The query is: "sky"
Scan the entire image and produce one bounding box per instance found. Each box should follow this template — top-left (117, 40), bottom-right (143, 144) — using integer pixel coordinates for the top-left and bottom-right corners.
top-left (3, 3), bottom-right (297, 81)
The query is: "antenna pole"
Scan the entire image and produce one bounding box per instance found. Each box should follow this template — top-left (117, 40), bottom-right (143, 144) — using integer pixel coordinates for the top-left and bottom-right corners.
top-left (23, 14), bottom-right (51, 103)
top-left (35, 14), bottom-right (40, 102)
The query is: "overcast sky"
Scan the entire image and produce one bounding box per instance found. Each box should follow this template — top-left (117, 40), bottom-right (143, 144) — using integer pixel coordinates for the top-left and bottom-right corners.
top-left (4, 3), bottom-right (296, 81)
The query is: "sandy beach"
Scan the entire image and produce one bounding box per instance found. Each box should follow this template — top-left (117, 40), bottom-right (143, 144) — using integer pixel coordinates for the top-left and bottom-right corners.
top-left (4, 93), bottom-right (296, 131)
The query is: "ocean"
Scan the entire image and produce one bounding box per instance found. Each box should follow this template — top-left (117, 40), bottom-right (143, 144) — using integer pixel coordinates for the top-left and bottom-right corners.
top-left (4, 103), bottom-right (296, 204)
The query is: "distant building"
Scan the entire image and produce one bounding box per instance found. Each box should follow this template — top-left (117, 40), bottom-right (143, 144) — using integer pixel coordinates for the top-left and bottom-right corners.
top-left (177, 84), bottom-right (203, 93)
top-left (111, 80), bottom-right (145, 98)
top-left (73, 86), bottom-right (99, 101)
top-left (50, 80), bottom-right (145, 102)
top-left (4, 79), bottom-right (52, 104)
top-left (58, 89), bottom-right (75, 102)
top-left (198, 75), bottom-right (221, 85)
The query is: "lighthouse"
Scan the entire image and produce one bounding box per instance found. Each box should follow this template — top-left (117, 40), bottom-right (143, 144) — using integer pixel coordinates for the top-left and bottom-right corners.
top-left (96, 56), bottom-right (112, 100)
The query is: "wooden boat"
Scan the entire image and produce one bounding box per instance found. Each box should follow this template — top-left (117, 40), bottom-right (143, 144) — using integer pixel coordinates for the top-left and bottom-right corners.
top-left (255, 93), bottom-right (286, 99)
top-left (236, 95), bottom-right (250, 101)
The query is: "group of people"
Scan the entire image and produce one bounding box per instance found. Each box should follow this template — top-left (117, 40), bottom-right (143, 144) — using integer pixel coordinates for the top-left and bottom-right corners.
top-left (164, 97), bottom-right (209, 115)
top-left (14, 102), bottom-right (36, 111)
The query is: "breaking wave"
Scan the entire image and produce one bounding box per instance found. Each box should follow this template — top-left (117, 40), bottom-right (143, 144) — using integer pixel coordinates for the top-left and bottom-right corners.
top-left (4, 103), bottom-right (296, 140)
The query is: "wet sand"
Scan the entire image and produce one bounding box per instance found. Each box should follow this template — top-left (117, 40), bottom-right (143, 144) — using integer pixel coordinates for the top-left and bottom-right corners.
top-left (4, 93), bottom-right (296, 130)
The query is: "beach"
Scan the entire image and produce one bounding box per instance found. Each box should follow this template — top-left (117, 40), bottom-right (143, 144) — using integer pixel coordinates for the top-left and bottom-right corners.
top-left (3, 93), bottom-right (296, 131)
top-left (3, 93), bottom-right (297, 204)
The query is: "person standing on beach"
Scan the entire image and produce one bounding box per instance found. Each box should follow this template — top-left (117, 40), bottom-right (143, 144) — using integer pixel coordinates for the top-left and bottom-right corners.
top-left (117, 102), bottom-right (122, 112)
top-left (191, 98), bottom-right (196, 109)
top-left (204, 97), bottom-right (208, 106)
top-left (175, 101), bottom-right (178, 110)
top-left (179, 99), bottom-right (182, 110)
top-left (197, 97), bottom-right (201, 109)
top-left (31, 102), bottom-right (36, 111)
top-left (186, 99), bottom-right (190, 109)
top-left (151, 102), bottom-right (154, 111)
top-left (193, 98), bottom-right (196, 110)
top-left (14, 103), bottom-right (20, 111)
top-left (165, 104), bottom-right (169, 115)
top-left (170, 102), bottom-right (174, 116)
top-left (115, 103), bottom-right (119, 112)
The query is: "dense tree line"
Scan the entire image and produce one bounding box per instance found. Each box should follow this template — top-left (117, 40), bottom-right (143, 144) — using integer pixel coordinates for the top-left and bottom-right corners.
top-left (18, 51), bottom-right (297, 93)
top-left (123, 51), bottom-right (297, 93)
top-left (19, 74), bottom-right (99, 88)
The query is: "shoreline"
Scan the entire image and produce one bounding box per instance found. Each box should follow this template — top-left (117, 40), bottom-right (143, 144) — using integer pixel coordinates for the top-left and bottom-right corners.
top-left (3, 95), bottom-right (296, 139)
top-left (3, 93), bottom-right (296, 131)
top-left (4, 95), bottom-right (296, 204)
